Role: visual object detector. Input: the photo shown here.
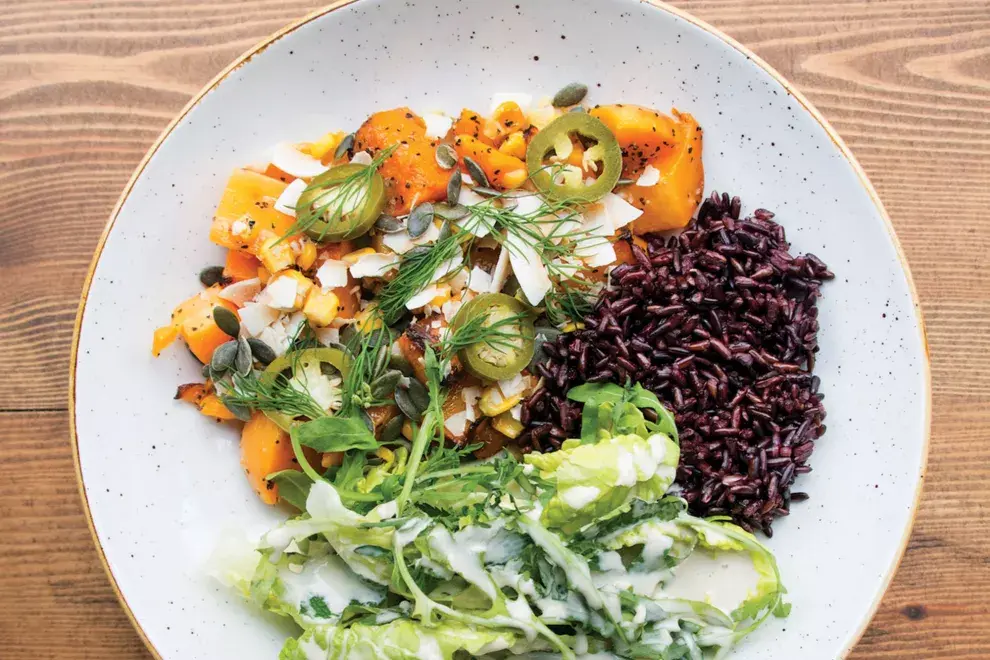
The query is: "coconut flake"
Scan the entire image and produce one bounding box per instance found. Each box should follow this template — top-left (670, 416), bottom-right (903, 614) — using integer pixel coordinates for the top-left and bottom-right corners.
top-left (314, 326), bottom-right (340, 346)
top-left (274, 178), bottom-right (308, 216)
top-left (489, 247), bottom-right (511, 294)
top-left (349, 252), bottom-right (400, 279)
top-left (635, 164), bottom-right (661, 187)
top-left (350, 151), bottom-right (373, 166)
top-left (382, 222), bottom-right (441, 254)
top-left (271, 142), bottom-right (328, 178)
top-left (422, 112), bottom-right (453, 139)
top-left (603, 192), bottom-right (643, 229)
top-left (405, 284), bottom-right (443, 310)
top-left (219, 278), bottom-right (262, 307)
top-left (444, 410), bottom-right (469, 437)
top-left (462, 386), bottom-right (481, 422)
top-left (498, 373), bottom-right (527, 399)
top-left (256, 275), bottom-right (299, 311)
top-left (238, 303), bottom-right (281, 337)
top-left (315, 259), bottom-right (349, 290)
top-left (505, 234), bottom-right (551, 306)
top-left (467, 266), bottom-right (493, 293)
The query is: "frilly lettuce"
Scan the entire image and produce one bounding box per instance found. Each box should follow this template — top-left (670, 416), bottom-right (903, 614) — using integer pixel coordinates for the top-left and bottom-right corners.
top-left (279, 619), bottom-right (518, 660)
top-left (524, 432), bottom-right (679, 534)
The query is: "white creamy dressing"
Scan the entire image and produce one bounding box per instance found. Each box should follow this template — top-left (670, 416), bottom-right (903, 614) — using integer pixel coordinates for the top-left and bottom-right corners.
top-left (615, 450), bottom-right (637, 487)
top-left (662, 549), bottom-right (762, 615)
top-left (416, 631), bottom-right (444, 660)
top-left (296, 634), bottom-right (327, 660)
top-left (278, 554), bottom-right (384, 624)
top-left (559, 485), bottom-right (602, 510)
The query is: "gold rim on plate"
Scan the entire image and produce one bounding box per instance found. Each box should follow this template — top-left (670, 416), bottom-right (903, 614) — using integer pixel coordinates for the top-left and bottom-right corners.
top-left (69, 1), bottom-right (932, 658)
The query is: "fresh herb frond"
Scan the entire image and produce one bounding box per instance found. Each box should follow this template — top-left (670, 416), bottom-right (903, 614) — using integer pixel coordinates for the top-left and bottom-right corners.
top-left (282, 145), bottom-right (396, 242)
top-left (442, 309), bottom-right (529, 361)
top-left (339, 316), bottom-right (391, 415)
top-left (218, 371), bottom-right (326, 421)
top-left (376, 231), bottom-right (470, 325)
top-left (544, 286), bottom-right (595, 325)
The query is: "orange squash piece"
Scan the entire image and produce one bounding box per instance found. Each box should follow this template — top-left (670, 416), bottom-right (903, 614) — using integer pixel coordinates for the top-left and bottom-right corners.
top-left (450, 109), bottom-right (493, 145)
top-left (199, 394), bottom-right (236, 420)
top-left (240, 412), bottom-right (296, 505)
top-left (175, 382), bottom-right (209, 405)
top-left (209, 169), bottom-right (297, 253)
top-left (224, 250), bottom-right (262, 282)
top-left (355, 108), bottom-right (449, 215)
top-left (441, 375), bottom-right (480, 444)
top-left (263, 163), bottom-right (296, 184)
top-left (397, 332), bottom-right (427, 384)
top-left (152, 285), bottom-right (237, 363)
top-left (590, 104), bottom-right (680, 178)
top-left (453, 134), bottom-right (528, 190)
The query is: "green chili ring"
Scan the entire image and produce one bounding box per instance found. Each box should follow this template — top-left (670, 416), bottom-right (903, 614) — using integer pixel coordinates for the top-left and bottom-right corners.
top-left (525, 113), bottom-right (622, 203)
top-left (260, 347), bottom-right (351, 430)
top-left (450, 293), bottom-right (535, 381)
top-left (297, 164), bottom-right (386, 242)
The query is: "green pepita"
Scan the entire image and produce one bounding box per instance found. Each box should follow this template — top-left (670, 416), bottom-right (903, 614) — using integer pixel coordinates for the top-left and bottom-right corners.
top-left (435, 144), bottom-right (458, 170)
top-left (552, 82), bottom-right (588, 108)
top-left (406, 378), bottom-right (430, 412)
top-left (359, 408), bottom-right (375, 433)
top-left (407, 202), bottom-right (435, 238)
top-left (213, 306), bottom-right (240, 338)
top-left (210, 340), bottom-right (238, 374)
top-left (246, 338), bottom-right (276, 366)
top-left (374, 214), bottom-right (404, 233)
top-left (446, 170), bottom-right (462, 206)
top-left (379, 414), bottom-right (405, 443)
top-left (394, 386), bottom-right (423, 423)
top-left (472, 186), bottom-right (501, 197)
top-left (436, 220), bottom-right (453, 244)
top-left (224, 399), bottom-right (253, 422)
top-left (463, 156), bottom-right (489, 187)
top-left (529, 325), bottom-right (563, 372)
top-left (433, 203), bottom-right (469, 221)
top-left (334, 133), bottom-right (355, 160)
top-left (199, 266), bottom-right (225, 288)
top-left (370, 369), bottom-right (403, 399)
top-left (235, 337), bottom-right (253, 376)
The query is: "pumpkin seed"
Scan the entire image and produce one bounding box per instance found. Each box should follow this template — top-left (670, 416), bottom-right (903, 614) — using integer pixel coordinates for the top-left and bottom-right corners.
top-left (404, 245), bottom-right (433, 260)
top-left (394, 387), bottom-right (423, 423)
top-left (472, 186), bottom-right (501, 197)
top-left (373, 341), bottom-right (391, 376)
top-left (529, 325), bottom-right (563, 372)
top-left (224, 399), bottom-right (253, 422)
top-left (433, 203), bottom-right (469, 221)
top-left (339, 324), bottom-right (359, 347)
top-left (210, 340), bottom-right (238, 374)
top-left (201, 363), bottom-right (214, 379)
top-left (334, 133), bottom-right (355, 160)
top-left (246, 337), bottom-right (276, 365)
top-left (359, 408), bottom-right (375, 433)
top-left (213, 306), bottom-right (240, 338)
top-left (436, 220), bottom-right (453, 244)
top-left (406, 378), bottom-right (430, 412)
top-left (371, 369), bottom-right (402, 399)
top-left (379, 414), bottom-right (405, 443)
top-left (407, 203), bottom-right (435, 238)
top-left (463, 157), bottom-right (489, 187)
top-left (374, 214), bottom-right (404, 233)
top-left (446, 170), bottom-right (462, 206)
top-left (435, 144), bottom-right (458, 170)
top-left (552, 82), bottom-right (588, 107)
top-left (234, 338), bottom-right (253, 376)
top-left (199, 265), bottom-right (225, 287)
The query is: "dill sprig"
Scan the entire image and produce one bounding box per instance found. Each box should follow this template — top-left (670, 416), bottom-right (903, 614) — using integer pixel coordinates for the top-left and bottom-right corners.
top-left (375, 231), bottom-right (469, 325)
top-left (338, 318), bottom-right (392, 415)
top-left (281, 145), bottom-right (396, 242)
top-left (218, 370), bottom-right (327, 421)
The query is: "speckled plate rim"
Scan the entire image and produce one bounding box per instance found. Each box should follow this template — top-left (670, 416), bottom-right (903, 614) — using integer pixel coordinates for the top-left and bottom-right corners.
top-left (69, 1), bottom-right (932, 658)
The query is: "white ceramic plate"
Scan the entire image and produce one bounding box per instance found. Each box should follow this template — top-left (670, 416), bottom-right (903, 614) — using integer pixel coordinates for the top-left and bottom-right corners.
top-left (72, 1), bottom-right (930, 658)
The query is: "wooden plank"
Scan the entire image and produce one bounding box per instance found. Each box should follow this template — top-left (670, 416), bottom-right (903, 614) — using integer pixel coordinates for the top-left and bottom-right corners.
top-left (0, 0), bottom-right (987, 658)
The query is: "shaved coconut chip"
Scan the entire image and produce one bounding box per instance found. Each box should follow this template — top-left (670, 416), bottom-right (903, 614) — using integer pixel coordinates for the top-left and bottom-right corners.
top-left (447, 268), bottom-right (470, 293)
top-left (636, 164), bottom-right (661, 187)
top-left (603, 192), bottom-right (643, 229)
top-left (489, 247), bottom-right (511, 293)
top-left (508, 192), bottom-right (544, 218)
top-left (274, 178), bottom-right (307, 216)
top-left (256, 275), bottom-right (299, 311)
top-left (505, 233), bottom-right (551, 306)
top-left (431, 254), bottom-right (464, 283)
top-left (382, 222), bottom-right (441, 254)
top-left (219, 278), bottom-right (261, 306)
top-left (458, 188), bottom-right (487, 208)
top-left (490, 93), bottom-right (532, 113)
top-left (498, 373), bottom-right (526, 398)
top-left (272, 142), bottom-right (328, 179)
top-left (350, 252), bottom-right (400, 279)
top-left (582, 240), bottom-right (617, 268)
top-left (422, 112), bottom-right (453, 139)
top-left (467, 266), bottom-right (493, 293)
top-left (441, 298), bottom-right (463, 323)
top-left (444, 410), bottom-right (468, 437)
top-left (528, 104), bottom-right (559, 130)
top-left (314, 326), bottom-right (340, 346)
top-left (350, 151), bottom-right (373, 166)
top-left (238, 303), bottom-right (281, 336)
top-left (462, 386), bottom-right (481, 423)
top-left (509, 404), bottom-right (523, 422)
top-left (405, 284), bottom-right (443, 310)
top-left (315, 259), bottom-right (349, 290)
top-left (574, 204), bottom-right (618, 268)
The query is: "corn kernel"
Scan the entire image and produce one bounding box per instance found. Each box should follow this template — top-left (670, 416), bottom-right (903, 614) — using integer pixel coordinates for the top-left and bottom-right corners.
top-left (297, 238), bottom-right (318, 270)
top-left (401, 419), bottom-right (414, 441)
top-left (309, 131), bottom-right (345, 161)
top-left (303, 288), bottom-right (340, 327)
top-left (322, 451), bottom-right (344, 468)
top-left (498, 132), bottom-right (527, 160)
top-left (355, 304), bottom-right (384, 332)
top-left (257, 231), bottom-right (295, 273)
top-left (492, 411), bottom-right (524, 439)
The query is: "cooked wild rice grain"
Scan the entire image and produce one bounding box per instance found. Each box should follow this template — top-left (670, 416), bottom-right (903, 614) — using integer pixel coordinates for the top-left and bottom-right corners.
top-left (520, 192), bottom-right (833, 535)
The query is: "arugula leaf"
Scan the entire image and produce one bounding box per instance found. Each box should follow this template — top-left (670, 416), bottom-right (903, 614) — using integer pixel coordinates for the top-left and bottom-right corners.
top-left (291, 415), bottom-right (378, 453)
top-left (266, 470), bottom-right (313, 511)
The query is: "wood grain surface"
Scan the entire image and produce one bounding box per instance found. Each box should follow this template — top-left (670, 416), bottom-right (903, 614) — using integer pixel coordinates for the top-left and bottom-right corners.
top-left (1, 0), bottom-right (988, 657)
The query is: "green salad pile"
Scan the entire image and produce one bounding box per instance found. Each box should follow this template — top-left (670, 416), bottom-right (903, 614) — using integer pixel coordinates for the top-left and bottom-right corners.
top-left (217, 382), bottom-right (789, 660)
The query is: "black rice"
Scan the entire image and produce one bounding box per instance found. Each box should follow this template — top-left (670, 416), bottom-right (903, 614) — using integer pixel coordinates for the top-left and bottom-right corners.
top-left (520, 192), bottom-right (833, 535)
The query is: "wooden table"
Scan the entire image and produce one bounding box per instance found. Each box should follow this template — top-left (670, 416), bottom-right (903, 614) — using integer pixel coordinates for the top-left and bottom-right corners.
top-left (1, 0), bottom-right (988, 657)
